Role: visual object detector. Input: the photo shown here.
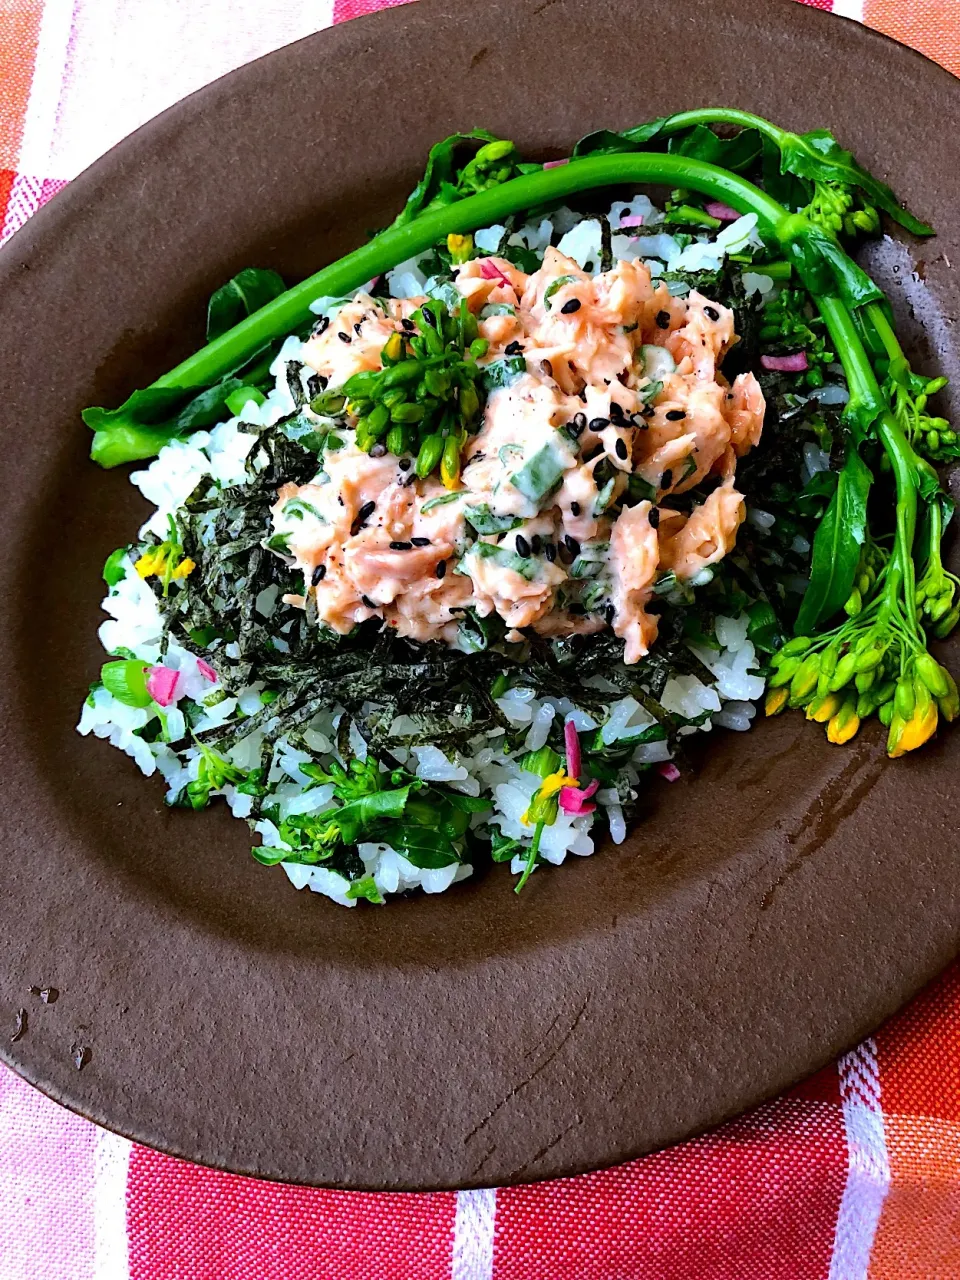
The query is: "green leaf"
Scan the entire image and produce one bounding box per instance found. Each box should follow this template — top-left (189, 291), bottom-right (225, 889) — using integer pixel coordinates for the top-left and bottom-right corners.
top-left (472, 542), bottom-right (538, 581)
top-left (381, 823), bottom-right (461, 869)
top-left (491, 832), bottom-right (522, 862)
top-left (509, 442), bottom-right (568, 505)
top-left (251, 845), bottom-right (291, 866)
top-left (572, 118), bottom-right (669, 157)
top-left (101, 659), bottom-right (152, 707)
top-left (795, 447), bottom-right (872, 633)
top-left (780, 129), bottom-right (933, 237)
top-left (464, 504), bottom-right (522, 535)
top-left (346, 874), bottom-right (385, 904)
top-left (102, 547), bottom-right (130, 587)
top-left (334, 786), bottom-right (411, 844)
top-left (391, 130), bottom-right (521, 228)
top-left (207, 268), bottom-right (287, 342)
top-left (668, 125), bottom-right (762, 173)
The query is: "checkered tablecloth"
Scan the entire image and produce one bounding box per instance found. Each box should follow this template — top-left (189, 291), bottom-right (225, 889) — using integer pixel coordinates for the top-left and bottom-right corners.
top-left (2, 2), bottom-right (959, 1275)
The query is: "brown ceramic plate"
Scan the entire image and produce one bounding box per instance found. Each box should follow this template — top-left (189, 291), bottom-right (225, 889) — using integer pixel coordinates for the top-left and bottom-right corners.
top-left (0, 0), bottom-right (958, 1192)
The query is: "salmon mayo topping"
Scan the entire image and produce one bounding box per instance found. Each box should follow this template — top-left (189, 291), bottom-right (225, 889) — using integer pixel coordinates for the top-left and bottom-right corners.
top-left (272, 248), bottom-right (765, 662)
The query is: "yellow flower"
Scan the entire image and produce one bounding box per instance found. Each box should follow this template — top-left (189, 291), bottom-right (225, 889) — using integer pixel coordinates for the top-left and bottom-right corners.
top-left (887, 698), bottom-right (939, 757)
top-left (826, 699), bottom-right (860, 745)
top-left (806, 692), bottom-right (841, 724)
top-left (764, 686), bottom-right (788, 717)
top-left (134, 548), bottom-right (167, 578)
top-left (382, 331), bottom-right (403, 363)
top-left (520, 770), bottom-right (577, 826)
top-left (171, 557), bottom-right (195, 580)
top-left (446, 233), bottom-right (474, 265)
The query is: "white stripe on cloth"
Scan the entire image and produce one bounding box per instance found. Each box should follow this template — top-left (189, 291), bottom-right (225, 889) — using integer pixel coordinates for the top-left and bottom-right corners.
top-left (452, 1187), bottom-right (497, 1280)
top-left (45, 0), bottom-right (336, 181)
top-left (15, 0), bottom-right (76, 177)
top-left (831, 0), bottom-right (865, 22)
top-left (828, 1038), bottom-right (891, 1280)
top-left (94, 1127), bottom-right (132, 1280)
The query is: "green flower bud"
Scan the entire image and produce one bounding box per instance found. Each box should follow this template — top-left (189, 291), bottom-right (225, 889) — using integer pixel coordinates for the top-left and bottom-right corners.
top-left (844, 588), bottom-right (862, 617)
top-left (855, 669), bottom-right (876, 694)
top-left (779, 636), bottom-right (814, 659)
top-left (894, 676), bottom-right (916, 721)
top-left (768, 655), bottom-right (802, 688)
top-left (933, 606), bottom-right (960, 640)
top-left (788, 652), bottom-right (821, 706)
top-left (878, 701), bottom-right (895, 727)
top-left (828, 651), bottom-right (858, 692)
top-left (928, 594), bottom-right (953, 623)
top-left (854, 643), bottom-right (886, 673)
top-left (915, 652), bottom-right (951, 698)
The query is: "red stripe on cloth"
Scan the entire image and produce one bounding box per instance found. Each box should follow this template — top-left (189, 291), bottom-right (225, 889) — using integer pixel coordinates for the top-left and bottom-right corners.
top-left (127, 1146), bottom-right (457, 1280)
top-left (787, 1060), bottom-right (843, 1106)
top-left (874, 959), bottom-right (960, 1122)
top-left (333, 0), bottom-right (417, 21)
top-left (0, 169), bottom-right (15, 228)
top-left (492, 1099), bottom-right (847, 1280)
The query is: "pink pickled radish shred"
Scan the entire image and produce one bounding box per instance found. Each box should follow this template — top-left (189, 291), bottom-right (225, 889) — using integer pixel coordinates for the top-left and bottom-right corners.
top-left (146, 666), bottom-right (183, 707)
top-left (761, 352), bottom-right (809, 372)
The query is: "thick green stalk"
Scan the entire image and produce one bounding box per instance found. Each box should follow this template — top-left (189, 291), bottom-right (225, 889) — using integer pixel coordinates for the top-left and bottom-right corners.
top-left (816, 294), bottom-right (920, 636)
top-left (657, 107), bottom-right (788, 148)
top-left (153, 155), bottom-right (784, 394)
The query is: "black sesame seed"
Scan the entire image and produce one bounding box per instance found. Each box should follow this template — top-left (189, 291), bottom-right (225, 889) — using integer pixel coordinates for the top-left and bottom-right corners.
top-left (370, 443), bottom-right (387, 457)
top-left (337, 331), bottom-right (351, 344)
top-left (390, 540), bottom-right (413, 551)
top-left (312, 315), bottom-right (330, 336)
top-left (560, 298), bottom-right (582, 314)
top-left (558, 543), bottom-right (574, 565)
top-left (641, 404), bottom-right (656, 418)
top-left (401, 317), bottom-right (415, 331)
top-left (505, 340), bottom-right (524, 356)
top-left (578, 388), bottom-right (588, 402)
top-left (605, 604), bottom-right (616, 624)
top-left (515, 534), bottom-right (531, 557)
top-left (357, 500), bottom-right (376, 523)
top-left (615, 438), bottom-right (628, 460)
top-left (666, 409), bottom-right (687, 421)
top-left (338, 494), bottom-right (345, 506)
top-left (540, 359), bottom-right (554, 378)
top-left (354, 321), bottom-right (363, 335)
top-left (568, 602), bottom-right (586, 616)
top-left (544, 542), bottom-right (557, 563)
top-left (661, 469), bottom-right (673, 489)
top-left (398, 458), bottom-right (412, 471)
top-left (312, 564), bottom-right (327, 585)
top-left (564, 534), bottom-right (581, 556)
top-left (411, 536), bottom-right (430, 547)
top-left (421, 307), bottom-right (438, 328)
top-left (361, 595), bottom-right (377, 608)
top-left (609, 401), bottom-right (625, 421)
top-left (569, 412), bottom-right (587, 437)
top-left (704, 305), bottom-right (720, 322)
top-left (570, 501), bottom-right (581, 516)
top-left (531, 534), bottom-right (542, 553)
top-left (655, 309), bottom-right (670, 330)
top-left (436, 559), bottom-right (447, 579)
top-left (589, 417), bottom-right (610, 432)
top-left (649, 508), bottom-right (660, 529)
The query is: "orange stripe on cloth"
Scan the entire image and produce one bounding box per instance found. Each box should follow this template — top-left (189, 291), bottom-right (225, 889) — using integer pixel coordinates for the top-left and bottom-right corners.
top-left (867, 961), bottom-right (960, 1277)
top-left (867, 1115), bottom-right (960, 1279)
top-left (863, 0), bottom-right (960, 77)
top-left (0, 0), bottom-right (44, 169)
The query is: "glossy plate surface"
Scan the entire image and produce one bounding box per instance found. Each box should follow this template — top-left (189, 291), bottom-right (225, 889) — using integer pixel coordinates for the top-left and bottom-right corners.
top-left (0, 0), bottom-right (957, 1189)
